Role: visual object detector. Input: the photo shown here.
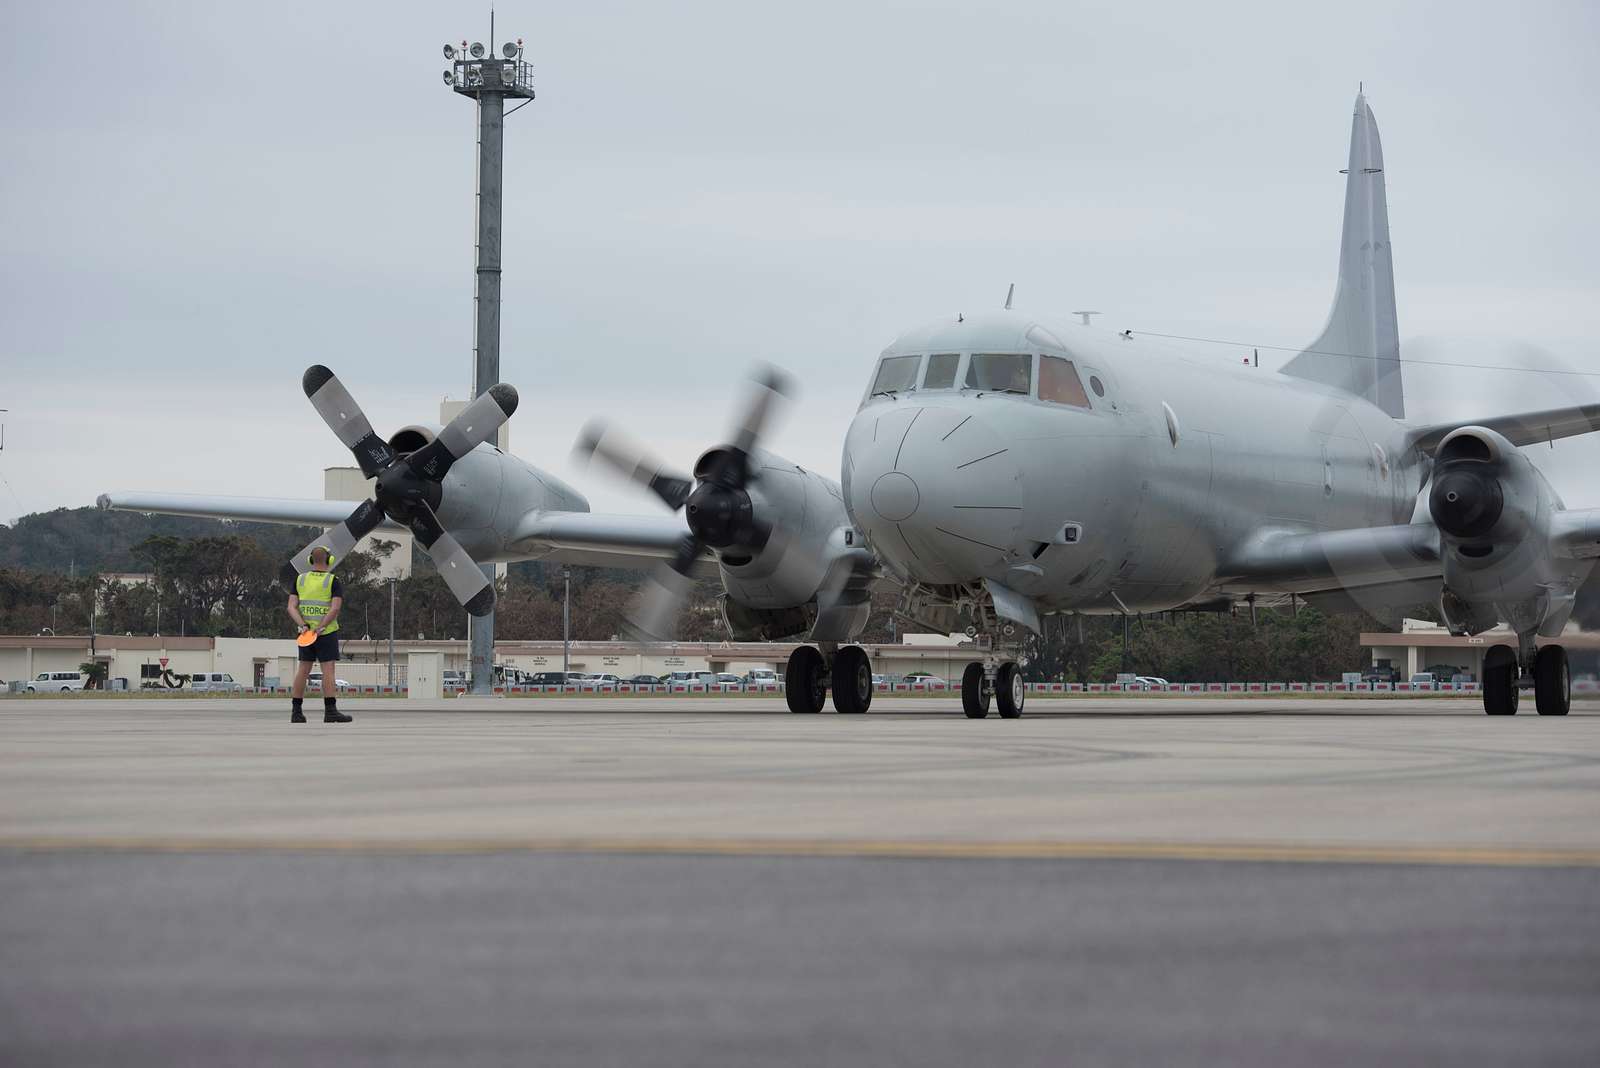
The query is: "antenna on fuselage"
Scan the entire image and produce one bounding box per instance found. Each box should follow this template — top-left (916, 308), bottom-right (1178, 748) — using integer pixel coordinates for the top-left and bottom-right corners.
top-left (1003, 283), bottom-right (1015, 310)
top-left (1073, 311), bottom-right (1100, 326)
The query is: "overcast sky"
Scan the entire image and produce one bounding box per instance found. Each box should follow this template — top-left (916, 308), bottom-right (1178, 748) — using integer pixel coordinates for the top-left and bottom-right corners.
top-left (3, 0), bottom-right (1598, 526)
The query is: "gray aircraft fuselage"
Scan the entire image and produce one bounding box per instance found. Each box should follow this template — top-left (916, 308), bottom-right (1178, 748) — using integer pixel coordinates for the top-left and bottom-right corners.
top-left (843, 309), bottom-right (1428, 615)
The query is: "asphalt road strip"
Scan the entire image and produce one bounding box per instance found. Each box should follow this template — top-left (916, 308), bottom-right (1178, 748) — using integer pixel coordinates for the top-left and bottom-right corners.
top-left (3, 836), bottom-right (1598, 867)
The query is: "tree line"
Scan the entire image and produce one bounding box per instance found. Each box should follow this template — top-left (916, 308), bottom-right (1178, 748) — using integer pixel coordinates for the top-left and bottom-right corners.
top-left (0, 525), bottom-right (1383, 681)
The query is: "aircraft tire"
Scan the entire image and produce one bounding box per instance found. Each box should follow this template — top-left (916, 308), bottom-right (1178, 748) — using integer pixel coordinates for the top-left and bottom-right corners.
top-left (832, 645), bottom-right (872, 714)
top-left (995, 662), bottom-right (1025, 719)
top-left (961, 663), bottom-right (990, 719)
top-left (785, 646), bottom-right (827, 713)
top-left (1534, 644), bottom-right (1570, 716)
top-left (1483, 644), bottom-right (1518, 715)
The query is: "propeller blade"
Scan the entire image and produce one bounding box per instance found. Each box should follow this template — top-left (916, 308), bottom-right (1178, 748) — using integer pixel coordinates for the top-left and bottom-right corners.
top-left (574, 419), bottom-right (694, 511)
top-left (405, 504), bottom-right (495, 616)
top-left (622, 535), bottom-right (703, 642)
top-left (727, 364), bottom-right (792, 461)
top-left (289, 498), bottom-right (387, 575)
top-left (406, 383), bottom-right (519, 481)
top-left (302, 366), bottom-right (397, 479)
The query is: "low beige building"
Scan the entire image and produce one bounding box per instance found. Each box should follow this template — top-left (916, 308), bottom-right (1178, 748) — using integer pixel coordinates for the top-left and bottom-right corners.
top-left (1361, 618), bottom-right (1600, 680)
top-left (3, 632), bottom-right (980, 689)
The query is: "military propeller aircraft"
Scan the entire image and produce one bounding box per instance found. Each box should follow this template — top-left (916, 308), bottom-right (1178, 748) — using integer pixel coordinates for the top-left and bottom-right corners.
top-left (101, 94), bottom-right (1600, 718)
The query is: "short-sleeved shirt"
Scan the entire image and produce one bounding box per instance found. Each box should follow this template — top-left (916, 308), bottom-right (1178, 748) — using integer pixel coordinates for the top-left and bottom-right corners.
top-left (286, 574), bottom-right (344, 599)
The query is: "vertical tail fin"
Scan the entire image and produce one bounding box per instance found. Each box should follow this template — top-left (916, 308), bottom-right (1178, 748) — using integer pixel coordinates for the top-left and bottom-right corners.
top-left (1280, 94), bottom-right (1404, 419)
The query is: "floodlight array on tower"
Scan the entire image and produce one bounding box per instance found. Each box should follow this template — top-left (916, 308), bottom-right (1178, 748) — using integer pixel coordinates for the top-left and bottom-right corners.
top-left (442, 37), bottom-right (531, 94)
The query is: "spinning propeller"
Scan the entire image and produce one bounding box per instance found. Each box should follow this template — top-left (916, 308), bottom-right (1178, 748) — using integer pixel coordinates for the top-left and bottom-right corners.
top-left (575, 367), bottom-right (792, 640)
top-left (289, 365), bottom-right (518, 617)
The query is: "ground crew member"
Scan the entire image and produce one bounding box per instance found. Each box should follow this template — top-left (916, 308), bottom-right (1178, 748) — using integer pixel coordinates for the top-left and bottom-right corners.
top-left (287, 547), bottom-right (352, 724)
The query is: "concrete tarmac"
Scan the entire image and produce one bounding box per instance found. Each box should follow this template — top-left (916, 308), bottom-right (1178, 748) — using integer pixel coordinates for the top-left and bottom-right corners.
top-left (2, 698), bottom-right (1598, 1065)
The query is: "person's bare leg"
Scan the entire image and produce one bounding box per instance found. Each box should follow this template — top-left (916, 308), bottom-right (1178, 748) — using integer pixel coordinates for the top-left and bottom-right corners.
top-left (321, 659), bottom-right (351, 722)
top-left (290, 661), bottom-right (313, 722)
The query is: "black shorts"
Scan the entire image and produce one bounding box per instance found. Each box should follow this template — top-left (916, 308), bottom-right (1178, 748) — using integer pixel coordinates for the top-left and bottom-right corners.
top-left (298, 631), bottom-right (341, 663)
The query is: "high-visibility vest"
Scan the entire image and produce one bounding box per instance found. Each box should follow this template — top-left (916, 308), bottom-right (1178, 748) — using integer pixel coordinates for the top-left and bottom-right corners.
top-left (295, 571), bottom-right (340, 634)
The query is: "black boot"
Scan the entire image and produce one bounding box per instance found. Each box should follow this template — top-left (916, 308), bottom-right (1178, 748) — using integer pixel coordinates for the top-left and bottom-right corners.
top-left (290, 698), bottom-right (305, 724)
top-left (324, 698), bottom-right (352, 724)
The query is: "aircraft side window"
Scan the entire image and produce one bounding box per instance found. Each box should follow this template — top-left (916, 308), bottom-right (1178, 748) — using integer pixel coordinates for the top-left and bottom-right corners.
top-left (1039, 355), bottom-right (1091, 408)
top-left (871, 354), bottom-right (921, 395)
top-left (965, 353), bottom-right (1032, 394)
top-left (923, 353), bottom-right (960, 390)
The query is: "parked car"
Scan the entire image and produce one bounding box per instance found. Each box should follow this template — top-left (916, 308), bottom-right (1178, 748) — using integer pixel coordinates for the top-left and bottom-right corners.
top-left (662, 671), bottom-right (716, 686)
top-left (1362, 666), bottom-right (1398, 684)
top-left (1134, 676), bottom-right (1170, 689)
top-left (624, 674), bottom-right (664, 686)
top-left (902, 672), bottom-right (948, 690)
top-left (713, 673), bottom-right (745, 686)
top-left (527, 672), bottom-right (566, 686)
top-left (1409, 672), bottom-right (1436, 688)
top-left (306, 672), bottom-right (352, 689)
top-left (744, 668), bottom-right (779, 688)
top-left (27, 671), bottom-right (87, 692)
top-left (189, 671), bottom-right (244, 693)
top-left (582, 673), bottom-right (623, 689)
top-left (442, 671), bottom-right (468, 689)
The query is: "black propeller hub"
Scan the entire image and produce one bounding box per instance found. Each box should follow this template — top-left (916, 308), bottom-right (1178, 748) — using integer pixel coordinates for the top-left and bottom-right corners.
top-left (374, 460), bottom-right (442, 520)
top-left (685, 481), bottom-right (755, 548)
top-left (1429, 461), bottom-right (1504, 539)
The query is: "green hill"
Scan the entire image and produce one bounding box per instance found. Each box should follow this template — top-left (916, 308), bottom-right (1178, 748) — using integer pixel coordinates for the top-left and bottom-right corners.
top-left (0, 506), bottom-right (319, 574)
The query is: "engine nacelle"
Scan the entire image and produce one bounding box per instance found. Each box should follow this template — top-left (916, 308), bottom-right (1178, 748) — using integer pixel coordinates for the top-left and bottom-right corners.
top-left (389, 423), bottom-right (590, 563)
top-left (702, 446), bottom-right (854, 620)
top-left (1426, 426), bottom-right (1577, 636)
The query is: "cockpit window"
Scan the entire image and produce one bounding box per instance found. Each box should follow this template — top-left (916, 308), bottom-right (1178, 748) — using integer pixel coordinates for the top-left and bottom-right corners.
top-left (923, 353), bottom-right (960, 390)
top-left (1039, 354), bottom-right (1091, 408)
top-left (965, 353), bottom-right (1032, 394)
top-left (871, 354), bottom-right (922, 395)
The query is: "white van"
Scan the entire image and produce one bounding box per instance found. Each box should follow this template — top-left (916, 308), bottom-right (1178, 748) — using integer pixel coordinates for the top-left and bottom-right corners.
top-left (189, 672), bottom-right (243, 693)
top-left (28, 671), bottom-right (88, 692)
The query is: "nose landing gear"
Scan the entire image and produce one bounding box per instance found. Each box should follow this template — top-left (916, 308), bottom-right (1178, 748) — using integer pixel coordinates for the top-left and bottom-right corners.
top-left (962, 659), bottom-right (1025, 718)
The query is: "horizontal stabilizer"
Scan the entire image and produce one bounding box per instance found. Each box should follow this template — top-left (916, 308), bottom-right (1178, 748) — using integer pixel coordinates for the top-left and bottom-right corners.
top-left (1405, 403), bottom-right (1600, 453)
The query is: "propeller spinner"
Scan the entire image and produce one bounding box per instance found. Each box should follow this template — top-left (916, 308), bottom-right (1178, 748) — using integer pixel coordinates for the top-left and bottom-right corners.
top-left (575, 366), bottom-right (792, 640)
top-left (289, 365), bottom-right (518, 617)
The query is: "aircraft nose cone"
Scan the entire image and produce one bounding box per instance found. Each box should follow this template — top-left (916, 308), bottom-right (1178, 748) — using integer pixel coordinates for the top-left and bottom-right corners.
top-left (844, 404), bottom-right (1023, 584)
top-left (870, 471), bottom-right (920, 521)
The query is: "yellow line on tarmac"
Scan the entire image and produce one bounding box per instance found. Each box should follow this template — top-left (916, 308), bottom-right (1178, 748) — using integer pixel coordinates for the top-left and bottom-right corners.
top-left (2, 836), bottom-right (1599, 868)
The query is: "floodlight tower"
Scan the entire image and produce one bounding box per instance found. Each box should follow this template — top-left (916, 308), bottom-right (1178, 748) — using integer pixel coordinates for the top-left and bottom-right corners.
top-left (442, 29), bottom-right (534, 694)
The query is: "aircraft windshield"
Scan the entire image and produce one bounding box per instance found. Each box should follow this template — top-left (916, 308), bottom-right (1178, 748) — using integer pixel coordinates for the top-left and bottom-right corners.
top-left (1039, 354), bottom-right (1090, 407)
top-left (871, 355), bottom-right (921, 395)
top-left (923, 353), bottom-right (960, 390)
top-left (966, 353), bottom-right (1032, 394)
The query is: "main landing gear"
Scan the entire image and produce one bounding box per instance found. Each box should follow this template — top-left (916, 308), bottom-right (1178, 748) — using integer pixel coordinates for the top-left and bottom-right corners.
top-left (961, 659), bottom-right (1024, 719)
top-left (1482, 641), bottom-right (1569, 716)
top-left (785, 644), bottom-right (874, 714)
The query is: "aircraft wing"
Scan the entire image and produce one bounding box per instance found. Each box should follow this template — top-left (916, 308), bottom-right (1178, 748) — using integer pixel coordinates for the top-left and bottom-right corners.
top-left (97, 491), bottom-right (405, 531)
top-left (1405, 403), bottom-right (1600, 453)
top-left (509, 511), bottom-right (720, 576)
top-left (1217, 523), bottom-right (1441, 590)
